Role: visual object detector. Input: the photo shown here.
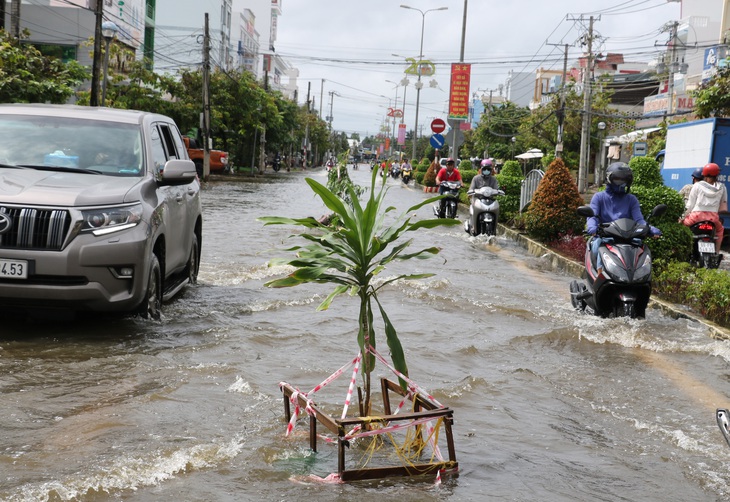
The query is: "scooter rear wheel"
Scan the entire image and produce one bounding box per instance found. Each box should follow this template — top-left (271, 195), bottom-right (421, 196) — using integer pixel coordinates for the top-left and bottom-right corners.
top-left (569, 280), bottom-right (587, 311)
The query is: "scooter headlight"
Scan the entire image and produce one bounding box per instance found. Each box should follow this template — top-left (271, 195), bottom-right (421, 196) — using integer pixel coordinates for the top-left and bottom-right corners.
top-left (634, 254), bottom-right (652, 282)
top-left (602, 251), bottom-right (630, 282)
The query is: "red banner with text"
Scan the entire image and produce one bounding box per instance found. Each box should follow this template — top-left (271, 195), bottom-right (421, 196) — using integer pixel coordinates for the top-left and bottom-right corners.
top-left (448, 63), bottom-right (471, 120)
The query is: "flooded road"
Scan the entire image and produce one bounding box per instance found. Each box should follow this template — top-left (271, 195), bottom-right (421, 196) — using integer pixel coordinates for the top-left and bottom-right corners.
top-left (2, 167), bottom-right (730, 501)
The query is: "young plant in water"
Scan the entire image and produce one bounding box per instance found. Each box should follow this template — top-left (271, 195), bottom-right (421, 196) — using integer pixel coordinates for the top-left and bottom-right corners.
top-left (259, 168), bottom-right (458, 414)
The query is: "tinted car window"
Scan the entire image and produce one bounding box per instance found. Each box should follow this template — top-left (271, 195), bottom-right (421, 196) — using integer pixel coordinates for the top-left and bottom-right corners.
top-left (0, 114), bottom-right (142, 176)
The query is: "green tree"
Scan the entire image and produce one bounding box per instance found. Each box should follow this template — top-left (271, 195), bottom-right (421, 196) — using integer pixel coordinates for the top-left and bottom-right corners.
top-left (259, 170), bottom-right (459, 414)
top-left (693, 64), bottom-right (730, 118)
top-left (0, 30), bottom-right (88, 104)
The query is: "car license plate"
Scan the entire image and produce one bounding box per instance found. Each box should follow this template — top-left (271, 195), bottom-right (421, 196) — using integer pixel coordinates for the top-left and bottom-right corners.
top-left (0, 258), bottom-right (28, 279)
top-left (698, 241), bottom-right (715, 253)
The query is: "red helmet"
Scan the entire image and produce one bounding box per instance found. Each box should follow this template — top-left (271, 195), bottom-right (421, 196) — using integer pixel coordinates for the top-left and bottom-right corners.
top-left (702, 162), bottom-right (720, 177)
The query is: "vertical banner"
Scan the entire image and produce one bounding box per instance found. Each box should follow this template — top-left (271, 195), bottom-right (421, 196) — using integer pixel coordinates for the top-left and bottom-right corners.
top-left (397, 123), bottom-right (406, 146)
top-left (448, 63), bottom-right (471, 120)
top-left (385, 138), bottom-right (391, 151)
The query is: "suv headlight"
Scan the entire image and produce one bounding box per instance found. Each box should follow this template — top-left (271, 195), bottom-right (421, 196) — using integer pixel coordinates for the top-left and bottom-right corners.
top-left (80, 203), bottom-right (143, 236)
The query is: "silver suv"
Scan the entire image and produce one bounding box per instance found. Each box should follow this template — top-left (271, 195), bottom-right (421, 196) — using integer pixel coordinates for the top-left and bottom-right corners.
top-left (0, 104), bottom-right (202, 319)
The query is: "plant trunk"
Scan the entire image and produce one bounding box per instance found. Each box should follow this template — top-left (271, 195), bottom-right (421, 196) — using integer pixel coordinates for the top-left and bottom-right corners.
top-left (359, 295), bottom-right (372, 417)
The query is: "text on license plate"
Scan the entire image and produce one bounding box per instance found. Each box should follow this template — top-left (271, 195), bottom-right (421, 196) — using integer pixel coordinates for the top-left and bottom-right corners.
top-left (0, 259), bottom-right (28, 279)
top-left (698, 241), bottom-right (716, 253)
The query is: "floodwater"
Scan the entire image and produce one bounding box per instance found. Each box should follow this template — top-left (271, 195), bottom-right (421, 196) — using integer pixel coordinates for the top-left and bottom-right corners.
top-left (2, 166), bottom-right (730, 501)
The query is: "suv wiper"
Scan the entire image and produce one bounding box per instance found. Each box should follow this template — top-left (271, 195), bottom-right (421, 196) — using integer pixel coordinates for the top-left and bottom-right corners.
top-left (18, 164), bottom-right (102, 175)
top-left (0, 162), bottom-right (27, 169)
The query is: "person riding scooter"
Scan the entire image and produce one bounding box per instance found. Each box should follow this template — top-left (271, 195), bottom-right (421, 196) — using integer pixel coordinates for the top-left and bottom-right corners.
top-left (587, 162), bottom-right (661, 275)
top-left (469, 159), bottom-right (499, 194)
top-left (682, 162), bottom-right (728, 254)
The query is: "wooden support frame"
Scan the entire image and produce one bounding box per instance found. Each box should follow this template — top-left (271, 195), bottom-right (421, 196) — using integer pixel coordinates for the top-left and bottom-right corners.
top-left (279, 378), bottom-right (458, 481)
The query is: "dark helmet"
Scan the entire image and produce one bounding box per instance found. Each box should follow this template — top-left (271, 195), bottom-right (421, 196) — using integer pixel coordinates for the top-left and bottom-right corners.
top-left (691, 167), bottom-right (704, 180)
top-left (606, 162), bottom-right (633, 192)
top-left (702, 162), bottom-right (721, 177)
top-left (446, 158), bottom-right (455, 165)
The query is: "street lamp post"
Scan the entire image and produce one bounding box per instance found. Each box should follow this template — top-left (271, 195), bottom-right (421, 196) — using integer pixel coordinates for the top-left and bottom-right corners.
top-left (400, 4), bottom-right (448, 161)
top-left (100, 21), bottom-right (118, 107)
top-left (385, 80), bottom-right (400, 156)
top-left (511, 136), bottom-right (516, 160)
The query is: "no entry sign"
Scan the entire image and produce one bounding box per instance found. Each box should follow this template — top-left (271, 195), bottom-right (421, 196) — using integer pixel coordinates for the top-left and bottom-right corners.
top-left (431, 118), bottom-right (446, 134)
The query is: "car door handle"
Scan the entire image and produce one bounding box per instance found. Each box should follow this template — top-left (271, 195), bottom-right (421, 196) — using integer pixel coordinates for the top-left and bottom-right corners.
top-left (187, 188), bottom-right (196, 195)
top-left (176, 194), bottom-right (184, 202)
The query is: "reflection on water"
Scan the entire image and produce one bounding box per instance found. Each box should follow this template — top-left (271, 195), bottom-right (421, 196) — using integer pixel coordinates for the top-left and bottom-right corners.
top-left (1, 169), bottom-right (730, 501)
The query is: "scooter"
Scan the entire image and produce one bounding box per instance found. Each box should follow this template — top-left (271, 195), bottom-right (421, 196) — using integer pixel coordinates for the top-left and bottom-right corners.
top-left (464, 186), bottom-right (504, 236)
top-left (689, 220), bottom-right (722, 268)
top-left (433, 181), bottom-right (462, 219)
top-left (391, 164), bottom-right (401, 179)
top-left (569, 203), bottom-right (666, 319)
top-left (401, 165), bottom-right (413, 184)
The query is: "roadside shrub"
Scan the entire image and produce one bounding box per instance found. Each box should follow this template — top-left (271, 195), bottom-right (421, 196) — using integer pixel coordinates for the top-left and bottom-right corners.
top-left (458, 159), bottom-right (472, 171)
top-left (632, 185), bottom-right (685, 223)
top-left (423, 160), bottom-right (438, 186)
top-left (629, 156), bottom-right (663, 188)
top-left (653, 261), bottom-right (730, 327)
top-left (417, 159), bottom-right (430, 172)
top-left (460, 169), bottom-right (478, 187)
top-left (547, 232), bottom-right (586, 262)
top-left (524, 158), bottom-right (585, 242)
top-left (414, 171), bottom-right (425, 184)
top-left (499, 160), bottom-right (523, 178)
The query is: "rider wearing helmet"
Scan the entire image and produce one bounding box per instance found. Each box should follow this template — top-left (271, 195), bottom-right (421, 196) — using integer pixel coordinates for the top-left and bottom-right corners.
top-left (679, 168), bottom-right (704, 216)
top-left (682, 162), bottom-right (728, 253)
top-left (586, 162), bottom-right (661, 276)
top-left (468, 158), bottom-right (500, 194)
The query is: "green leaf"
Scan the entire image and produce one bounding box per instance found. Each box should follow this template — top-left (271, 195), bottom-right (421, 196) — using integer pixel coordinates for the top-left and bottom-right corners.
top-left (375, 295), bottom-right (408, 389)
top-left (317, 284), bottom-right (349, 311)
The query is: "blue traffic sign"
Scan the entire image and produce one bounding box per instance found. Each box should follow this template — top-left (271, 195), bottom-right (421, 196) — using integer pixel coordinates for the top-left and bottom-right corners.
top-left (430, 133), bottom-right (445, 149)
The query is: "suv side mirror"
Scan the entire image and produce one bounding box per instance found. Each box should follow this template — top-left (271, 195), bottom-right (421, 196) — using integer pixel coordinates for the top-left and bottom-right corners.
top-left (161, 159), bottom-right (197, 184)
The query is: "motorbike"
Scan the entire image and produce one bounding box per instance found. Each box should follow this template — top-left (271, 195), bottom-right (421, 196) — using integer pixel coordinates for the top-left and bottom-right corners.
top-left (569, 203), bottom-right (666, 319)
top-left (391, 164), bottom-right (401, 179)
top-left (401, 165), bottom-right (413, 184)
top-left (433, 181), bottom-right (462, 219)
top-left (272, 156), bottom-right (281, 172)
top-left (689, 220), bottom-right (722, 268)
top-left (464, 186), bottom-right (505, 236)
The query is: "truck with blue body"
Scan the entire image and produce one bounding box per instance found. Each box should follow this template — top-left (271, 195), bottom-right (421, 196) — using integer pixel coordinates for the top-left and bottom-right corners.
top-left (659, 117), bottom-right (730, 238)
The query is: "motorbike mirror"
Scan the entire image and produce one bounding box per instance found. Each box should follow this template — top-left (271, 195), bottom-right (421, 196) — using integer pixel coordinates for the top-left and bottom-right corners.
top-left (649, 204), bottom-right (668, 219)
top-left (576, 205), bottom-right (594, 218)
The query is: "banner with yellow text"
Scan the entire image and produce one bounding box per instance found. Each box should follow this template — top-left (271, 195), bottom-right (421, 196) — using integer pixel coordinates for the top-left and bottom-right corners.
top-left (448, 63), bottom-right (471, 120)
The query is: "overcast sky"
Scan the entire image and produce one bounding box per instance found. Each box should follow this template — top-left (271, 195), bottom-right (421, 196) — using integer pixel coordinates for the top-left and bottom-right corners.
top-left (274, 0), bottom-right (682, 139)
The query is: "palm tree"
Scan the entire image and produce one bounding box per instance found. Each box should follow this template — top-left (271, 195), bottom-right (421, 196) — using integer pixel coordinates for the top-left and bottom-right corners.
top-left (260, 169), bottom-right (458, 414)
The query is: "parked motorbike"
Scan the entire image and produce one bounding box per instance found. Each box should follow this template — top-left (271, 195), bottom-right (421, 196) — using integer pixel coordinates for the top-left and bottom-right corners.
top-left (401, 165), bottom-right (413, 184)
top-left (569, 203), bottom-right (666, 319)
top-left (689, 220), bottom-right (723, 268)
top-left (464, 186), bottom-right (505, 236)
top-left (433, 181), bottom-right (462, 219)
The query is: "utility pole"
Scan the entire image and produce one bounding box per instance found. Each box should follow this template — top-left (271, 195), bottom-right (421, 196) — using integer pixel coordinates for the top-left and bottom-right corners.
top-left (10, 0), bottom-right (20, 38)
top-left (665, 21), bottom-right (679, 117)
top-left (547, 42), bottom-right (569, 158)
top-left (304, 81), bottom-right (311, 168)
top-left (90, 0), bottom-right (103, 106)
top-left (202, 13), bottom-right (211, 180)
top-left (576, 15), bottom-right (596, 193)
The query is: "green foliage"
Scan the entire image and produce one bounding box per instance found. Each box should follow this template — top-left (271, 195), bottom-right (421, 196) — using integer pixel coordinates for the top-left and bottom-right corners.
top-left (414, 171), bottom-right (425, 184)
top-left (644, 220), bottom-right (693, 263)
top-left (692, 64), bottom-right (730, 118)
top-left (326, 164), bottom-right (365, 210)
top-left (0, 30), bottom-right (89, 104)
top-left (653, 261), bottom-right (730, 326)
top-left (495, 161), bottom-right (525, 222)
top-left (458, 159), bottom-right (472, 170)
top-left (631, 185), bottom-right (685, 223)
top-left (524, 158), bottom-right (584, 242)
top-left (416, 159), bottom-right (430, 172)
top-left (460, 169), bottom-right (478, 187)
top-left (499, 160), bottom-right (524, 178)
top-left (259, 169), bottom-right (460, 408)
top-left (629, 156), bottom-right (663, 188)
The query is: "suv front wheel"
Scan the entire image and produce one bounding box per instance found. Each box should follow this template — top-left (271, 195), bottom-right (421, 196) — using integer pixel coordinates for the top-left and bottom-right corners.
top-left (138, 254), bottom-right (162, 320)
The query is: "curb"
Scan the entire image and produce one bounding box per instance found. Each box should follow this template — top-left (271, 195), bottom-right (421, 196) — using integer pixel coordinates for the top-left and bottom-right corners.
top-left (497, 224), bottom-right (730, 341)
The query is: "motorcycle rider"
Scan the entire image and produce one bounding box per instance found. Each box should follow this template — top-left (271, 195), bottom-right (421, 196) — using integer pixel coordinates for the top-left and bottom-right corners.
top-left (679, 168), bottom-right (703, 219)
top-left (469, 158), bottom-right (499, 197)
top-left (435, 158), bottom-right (462, 217)
top-left (587, 162), bottom-right (661, 275)
top-left (682, 162), bottom-right (728, 253)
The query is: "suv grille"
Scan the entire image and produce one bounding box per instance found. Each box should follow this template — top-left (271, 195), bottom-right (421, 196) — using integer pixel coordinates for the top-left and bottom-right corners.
top-left (0, 206), bottom-right (72, 250)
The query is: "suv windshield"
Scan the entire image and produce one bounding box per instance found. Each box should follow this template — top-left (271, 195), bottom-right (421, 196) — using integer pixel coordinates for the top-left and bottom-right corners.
top-left (0, 114), bottom-right (143, 176)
